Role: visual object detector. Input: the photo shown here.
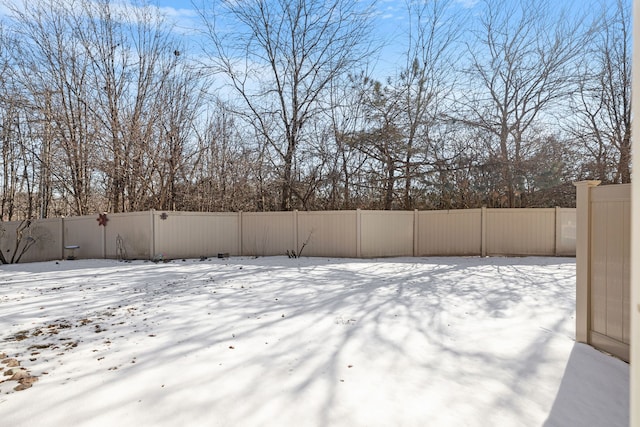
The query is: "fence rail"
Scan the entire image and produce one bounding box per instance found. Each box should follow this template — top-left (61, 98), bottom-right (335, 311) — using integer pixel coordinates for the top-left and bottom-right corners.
top-left (0, 208), bottom-right (576, 263)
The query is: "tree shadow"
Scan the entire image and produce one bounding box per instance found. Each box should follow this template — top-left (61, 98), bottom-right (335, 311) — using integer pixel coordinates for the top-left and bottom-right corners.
top-left (1, 256), bottom-right (626, 426)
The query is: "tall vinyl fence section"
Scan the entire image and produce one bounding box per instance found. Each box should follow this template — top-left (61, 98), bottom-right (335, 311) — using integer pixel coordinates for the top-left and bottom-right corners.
top-left (0, 207), bottom-right (576, 263)
top-left (575, 181), bottom-right (631, 362)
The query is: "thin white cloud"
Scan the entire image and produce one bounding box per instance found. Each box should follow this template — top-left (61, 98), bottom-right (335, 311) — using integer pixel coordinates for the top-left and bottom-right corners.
top-left (455, 0), bottom-right (479, 8)
top-left (104, 1), bottom-right (201, 35)
top-left (157, 6), bottom-right (198, 19)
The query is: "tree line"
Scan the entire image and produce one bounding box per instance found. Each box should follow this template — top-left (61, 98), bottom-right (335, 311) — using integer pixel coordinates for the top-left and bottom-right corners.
top-left (0, 0), bottom-right (631, 220)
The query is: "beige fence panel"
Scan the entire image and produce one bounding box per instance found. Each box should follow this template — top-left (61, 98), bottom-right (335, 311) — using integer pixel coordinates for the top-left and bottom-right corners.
top-left (22, 218), bottom-right (64, 262)
top-left (241, 212), bottom-right (294, 256)
top-left (417, 209), bottom-right (482, 256)
top-left (154, 211), bottom-right (240, 259)
top-left (0, 207), bottom-right (577, 263)
top-left (588, 184), bottom-right (631, 361)
top-left (485, 208), bottom-right (556, 256)
top-left (63, 215), bottom-right (105, 259)
top-left (0, 218), bottom-right (63, 263)
top-left (556, 208), bottom-right (577, 256)
top-left (360, 211), bottom-right (414, 258)
top-left (105, 212), bottom-right (152, 260)
top-left (297, 211), bottom-right (357, 258)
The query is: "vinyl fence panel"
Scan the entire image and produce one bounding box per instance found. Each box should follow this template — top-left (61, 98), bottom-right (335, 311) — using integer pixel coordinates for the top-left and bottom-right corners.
top-left (1, 207), bottom-right (576, 264)
top-left (63, 215), bottom-right (105, 259)
top-left (485, 208), bottom-right (556, 256)
top-left (0, 218), bottom-right (63, 263)
top-left (556, 208), bottom-right (577, 256)
top-left (297, 211), bottom-right (357, 258)
top-left (105, 212), bottom-right (152, 260)
top-left (417, 209), bottom-right (482, 256)
top-left (241, 212), bottom-right (295, 257)
top-left (588, 184), bottom-right (631, 361)
top-left (360, 211), bottom-right (414, 258)
top-left (154, 211), bottom-right (240, 259)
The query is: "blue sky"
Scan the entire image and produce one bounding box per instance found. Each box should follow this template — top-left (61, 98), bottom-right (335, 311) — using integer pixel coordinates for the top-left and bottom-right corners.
top-left (147, 0), bottom-right (479, 29)
top-left (0, 0), bottom-right (593, 79)
top-left (138, 0), bottom-right (596, 69)
top-left (138, 0), bottom-right (483, 77)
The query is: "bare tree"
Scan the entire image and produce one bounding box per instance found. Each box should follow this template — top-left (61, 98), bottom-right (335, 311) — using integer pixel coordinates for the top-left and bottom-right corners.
top-left (343, 0), bottom-right (464, 210)
top-left (0, 105), bottom-right (26, 220)
top-left (200, 0), bottom-right (376, 210)
top-left (323, 74), bottom-right (368, 210)
top-left (72, 0), bottom-right (185, 212)
top-left (0, 24), bottom-right (20, 220)
top-left (0, 81), bottom-right (24, 220)
top-left (153, 68), bottom-right (205, 211)
top-left (395, 0), bottom-right (461, 209)
top-left (8, 0), bottom-right (97, 216)
top-left (178, 100), bottom-right (262, 212)
top-left (350, 77), bottom-right (404, 209)
top-left (570, 0), bottom-right (630, 184)
top-left (459, 0), bottom-right (589, 207)
top-left (0, 0), bottom-right (619, 215)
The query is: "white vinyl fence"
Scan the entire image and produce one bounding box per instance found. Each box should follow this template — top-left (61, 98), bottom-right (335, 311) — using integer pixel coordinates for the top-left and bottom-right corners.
top-left (0, 207), bottom-right (576, 263)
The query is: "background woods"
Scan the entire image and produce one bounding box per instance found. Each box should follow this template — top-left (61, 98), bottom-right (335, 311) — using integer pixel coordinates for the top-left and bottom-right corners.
top-left (0, 0), bottom-right (631, 219)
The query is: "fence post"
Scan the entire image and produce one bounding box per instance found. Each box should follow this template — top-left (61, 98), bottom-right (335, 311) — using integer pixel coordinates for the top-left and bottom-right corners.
top-left (59, 217), bottom-right (65, 260)
top-left (149, 210), bottom-right (155, 260)
top-left (554, 206), bottom-right (561, 256)
top-left (293, 210), bottom-right (299, 253)
top-left (238, 211), bottom-right (243, 256)
top-left (413, 209), bottom-right (419, 257)
top-left (573, 180), bottom-right (601, 343)
top-left (481, 206), bottom-right (487, 257)
top-left (101, 213), bottom-right (107, 259)
top-left (356, 209), bottom-right (362, 258)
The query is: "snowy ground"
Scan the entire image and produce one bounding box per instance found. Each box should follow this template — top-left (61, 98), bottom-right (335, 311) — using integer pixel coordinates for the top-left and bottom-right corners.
top-left (0, 256), bottom-right (629, 427)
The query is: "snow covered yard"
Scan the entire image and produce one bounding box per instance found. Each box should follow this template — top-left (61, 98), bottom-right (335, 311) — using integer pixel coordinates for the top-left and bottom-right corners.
top-left (0, 256), bottom-right (629, 427)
